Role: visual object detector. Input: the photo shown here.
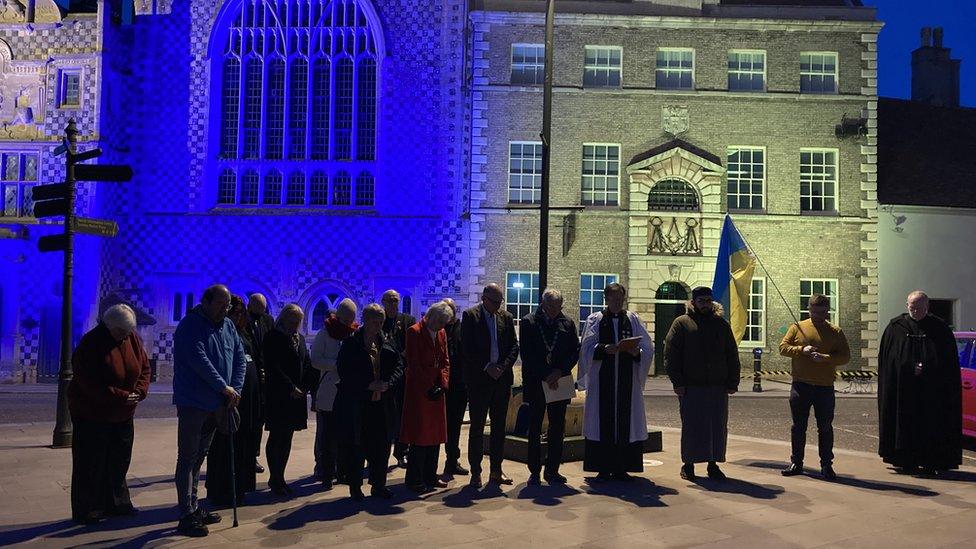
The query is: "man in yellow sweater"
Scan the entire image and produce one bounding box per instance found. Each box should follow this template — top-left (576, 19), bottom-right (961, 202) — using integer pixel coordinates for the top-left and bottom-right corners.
top-left (779, 294), bottom-right (850, 480)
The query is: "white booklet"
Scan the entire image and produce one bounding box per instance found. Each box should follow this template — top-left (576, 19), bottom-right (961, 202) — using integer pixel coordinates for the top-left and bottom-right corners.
top-left (542, 375), bottom-right (576, 403)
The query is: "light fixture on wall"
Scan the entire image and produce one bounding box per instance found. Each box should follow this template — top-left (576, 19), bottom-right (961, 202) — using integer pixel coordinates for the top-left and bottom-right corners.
top-left (881, 205), bottom-right (907, 233)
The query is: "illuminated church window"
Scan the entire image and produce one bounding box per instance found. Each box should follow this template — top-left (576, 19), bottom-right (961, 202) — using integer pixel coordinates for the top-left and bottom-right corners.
top-left (211, 0), bottom-right (380, 209)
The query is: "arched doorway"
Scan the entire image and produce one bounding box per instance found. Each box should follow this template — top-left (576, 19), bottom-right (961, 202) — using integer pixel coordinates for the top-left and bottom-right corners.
top-left (653, 281), bottom-right (688, 375)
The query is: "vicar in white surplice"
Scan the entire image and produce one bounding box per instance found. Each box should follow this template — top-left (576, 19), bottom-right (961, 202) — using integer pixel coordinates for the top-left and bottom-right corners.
top-left (578, 282), bottom-right (654, 482)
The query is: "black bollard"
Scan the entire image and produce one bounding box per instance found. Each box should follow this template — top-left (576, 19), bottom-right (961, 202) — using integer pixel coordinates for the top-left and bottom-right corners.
top-left (752, 347), bottom-right (763, 393)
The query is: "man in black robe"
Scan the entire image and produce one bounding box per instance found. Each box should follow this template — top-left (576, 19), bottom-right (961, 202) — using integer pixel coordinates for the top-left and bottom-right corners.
top-left (247, 293), bottom-right (275, 473)
top-left (381, 289), bottom-right (416, 467)
top-left (878, 290), bottom-right (962, 474)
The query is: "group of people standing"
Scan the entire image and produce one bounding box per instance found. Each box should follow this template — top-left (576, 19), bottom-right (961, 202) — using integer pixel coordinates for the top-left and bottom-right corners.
top-left (64, 280), bottom-right (964, 538)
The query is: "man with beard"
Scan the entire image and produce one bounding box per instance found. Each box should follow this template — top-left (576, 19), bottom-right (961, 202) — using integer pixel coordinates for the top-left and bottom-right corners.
top-left (579, 283), bottom-right (654, 482)
top-left (665, 286), bottom-right (740, 481)
top-left (381, 289), bottom-right (416, 468)
top-left (878, 290), bottom-right (962, 474)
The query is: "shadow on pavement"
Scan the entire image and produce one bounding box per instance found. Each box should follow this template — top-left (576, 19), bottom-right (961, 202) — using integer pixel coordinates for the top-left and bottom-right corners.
top-left (0, 504), bottom-right (179, 547)
top-left (740, 460), bottom-right (941, 496)
top-left (582, 476), bottom-right (677, 507)
top-left (515, 482), bottom-right (583, 506)
top-left (266, 490), bottom-right (407, 531)
top-left (687, 476), bottom-right (785, 499)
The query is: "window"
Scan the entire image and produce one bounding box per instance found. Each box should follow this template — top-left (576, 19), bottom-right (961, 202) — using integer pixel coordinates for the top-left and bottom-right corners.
top-left (508, 142), bottom-right (542, 204)
top-left (171, 292), bottom-right (195, 324)
top-left (580, 274), bottom-right (618, 330)
top-left (583, 46), bottom-right (622, 88)
top-left (800, 149), bottom-right (837, 213)
top-left (308, 290), bottom-right (348, 332)
top-left (647, 178), bottom-right (699, 211)
top-left (355, 171), bottom-right (375, 206)
top-left (506, 272), bottom-right (539, 328)
top-left (800, 52), bottom-right (838, 94)
top-left (727, 148), bottom-right (764, 210)
top-left (581, 144), bottom-right (619, 206)
top-left (58, 69), bottom-right (82, 108)
top-left (1, 151), bottom-right (39, 218)
top-left (333, 171), bottom-right (351, 206)
top-left (728, 50), bottom-right (765, 92)
top-left (800, 279), bottom-right (838, 324)
top-left (743, 278), bottom-right (766, 345)
top-left (240, 170), bottom-right (259, 205)
top-left (656, 49), bottom-right (694, 90)
top-left (511, 44), bottom-right (545, 85)
top-left (211, 0), bottom-right (380, 207)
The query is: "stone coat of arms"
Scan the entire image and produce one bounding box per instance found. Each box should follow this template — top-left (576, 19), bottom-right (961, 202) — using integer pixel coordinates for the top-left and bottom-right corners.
top-left (662, 105), bottom-right (689, 138)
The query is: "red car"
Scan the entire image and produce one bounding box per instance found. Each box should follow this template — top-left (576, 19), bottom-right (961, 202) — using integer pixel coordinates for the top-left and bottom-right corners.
top-left (957, 332), bottom-right (976, 439)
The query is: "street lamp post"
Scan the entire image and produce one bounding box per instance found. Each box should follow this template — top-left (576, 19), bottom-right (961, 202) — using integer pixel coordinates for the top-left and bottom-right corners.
top-left (538, 0), bottom-right (555, 292)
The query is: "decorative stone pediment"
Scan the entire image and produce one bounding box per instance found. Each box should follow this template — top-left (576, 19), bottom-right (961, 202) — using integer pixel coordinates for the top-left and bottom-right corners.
top-left (0, 39), bottom-right (47, 140)
top-left (626, 139), bottom-right (724, 216)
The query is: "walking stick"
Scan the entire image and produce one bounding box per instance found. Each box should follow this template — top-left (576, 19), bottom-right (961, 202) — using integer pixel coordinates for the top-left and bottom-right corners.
top-left (228, 406), bottom-right (239, 528)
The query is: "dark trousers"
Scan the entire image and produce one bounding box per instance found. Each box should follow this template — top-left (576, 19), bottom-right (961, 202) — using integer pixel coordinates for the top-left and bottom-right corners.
top-left (524, 381), bottom-right (568, 476)
top-left (789, 381), bottom-right (836, 467)
top-left (445, 388), bottom-right (468, 465)
top-left (467, 382), bottom-right (511, 475)
top-left (175, 406), bottom-right (217, 518)
top-left (314, 410), bottom-right (339, 481)
top-left (406, 445), bottom-right (441, 487)
top-left (393, 386), bottom-right (408, 460)
top-left (341, 403), bottom-right (392, 490)
top-left (71, 418), bottom-right (134, 520)
top-left (265, 429), bottom-right (295, 488)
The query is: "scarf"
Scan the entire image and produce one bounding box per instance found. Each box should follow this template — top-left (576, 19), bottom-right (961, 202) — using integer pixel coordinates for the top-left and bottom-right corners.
top-left (325, 314), bottom-right (358, 340)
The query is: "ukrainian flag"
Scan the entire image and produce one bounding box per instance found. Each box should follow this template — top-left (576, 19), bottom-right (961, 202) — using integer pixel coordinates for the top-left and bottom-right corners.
top-left (712, 214), bottom-right (757, 344)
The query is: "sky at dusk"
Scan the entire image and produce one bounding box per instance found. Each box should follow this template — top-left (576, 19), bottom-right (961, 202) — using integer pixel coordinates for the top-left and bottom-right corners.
top-left (863, 0), bottom-right (976, 106)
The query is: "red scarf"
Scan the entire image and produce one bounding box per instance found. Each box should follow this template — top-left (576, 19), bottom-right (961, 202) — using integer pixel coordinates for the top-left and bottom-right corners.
top-left (325, 315), bottom-right (358, 340)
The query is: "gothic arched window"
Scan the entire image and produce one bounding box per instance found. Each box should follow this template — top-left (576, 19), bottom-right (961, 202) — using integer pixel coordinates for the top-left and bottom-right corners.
top-left (210, 0), bottom-right (382, 209)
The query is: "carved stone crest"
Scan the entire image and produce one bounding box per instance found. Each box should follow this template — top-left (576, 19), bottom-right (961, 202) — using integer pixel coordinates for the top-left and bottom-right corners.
top-left (662, 105), bottom-right (689, 138)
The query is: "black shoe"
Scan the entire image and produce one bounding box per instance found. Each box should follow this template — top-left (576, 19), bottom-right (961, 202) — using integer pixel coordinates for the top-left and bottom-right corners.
top-left (680, 464), bottom-right (695, 480)
top-left (176, 515), bottom-right (209, 537)
top-left (707, 463), bottom-right (727, 481)
top-left (192, 507), bottom-right (222, 525)
top-left (445, 461), bottom-right (470, 476)
top-left (75, 511), bottom-right (105, 525)
top-left (781, 463), bottom-right (804, 477)
top-left (321, 478), bottom-right (334, 491)
top-left (544, 471), bottom-right (568, 484)
top-left (612, 472), bottom-right (636, 482)
top-left (592, 472), bottom-right (613, 483)
top-left (255, 461), bottom-right (265, 474)
top-left (527, 473), bottom-right (542, 486)
top-left (349, 487), bottom-right (365, 501)
top-left (371, 487), bottom-right (394, 499)
top-left (821, 465), bottom-right (837, 481)
top-left (396, 457), bottom-right (408, 469)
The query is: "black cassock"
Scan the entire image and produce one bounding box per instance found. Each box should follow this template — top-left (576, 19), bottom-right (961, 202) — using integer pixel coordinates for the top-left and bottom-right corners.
top-left (583, 312), bottom-right (644, 474)
top-left (878, 313), bottom-right (962, 470)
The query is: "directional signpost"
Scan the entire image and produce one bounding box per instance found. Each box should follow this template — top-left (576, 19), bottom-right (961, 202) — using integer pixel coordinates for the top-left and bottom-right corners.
top-left (34, 119), bottom-right (133, 448)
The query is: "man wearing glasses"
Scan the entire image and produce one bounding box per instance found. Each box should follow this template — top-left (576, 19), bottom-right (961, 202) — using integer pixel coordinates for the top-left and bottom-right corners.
top-left (460, 283), bottom-right (520, 487)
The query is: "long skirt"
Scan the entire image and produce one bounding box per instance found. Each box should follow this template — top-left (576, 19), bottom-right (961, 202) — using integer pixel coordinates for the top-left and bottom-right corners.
top-left (71, 418), bottom-right (134, 520)
top-left (678, 385), bottom-right (729, 464)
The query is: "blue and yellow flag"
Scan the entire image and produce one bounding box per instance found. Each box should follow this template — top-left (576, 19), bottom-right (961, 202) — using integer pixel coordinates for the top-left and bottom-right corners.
top-left (712, 215), bottom-right (756, 344)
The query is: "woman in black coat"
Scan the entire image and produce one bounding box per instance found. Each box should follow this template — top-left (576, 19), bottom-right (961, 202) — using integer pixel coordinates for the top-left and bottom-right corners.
top-left (207, 295), bottom-right (263, 505)
top-left (333, 303), bottom-right (404, 500)
top-left (263, 304), bottom-right (315, 496)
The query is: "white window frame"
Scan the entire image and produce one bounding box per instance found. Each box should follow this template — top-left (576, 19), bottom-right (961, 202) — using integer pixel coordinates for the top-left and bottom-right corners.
top-left (800, 51), bottom-right (839, 94)
top-left (0, 150), bottom-right (40, 219)
top-left (728, 50), bottom-right (766, 92)
top-left (580, 273), bottom-right (619, 331)
top-left (799, 279), bottom-right (839, 325)
top-left (799, 148), bottom-right (839, 214)
top-left (655, 48), bottom-right (695, 91)
top-left (583, 45), bottom-right (622, 88)
top-left (726, 146), bottom-right (765, 211)
top-left (511, 43), bottom-right (545, 86)
top-left (57, 68), bottom-right (82, 108)
top-left (741, 277), bottom-right (766, 347)
top-left (581, 143), bottom-right (621, 207)
top-left (505, 271), bottom-right (540, 329)
top-left (508, 141), bottom-right (543, 204)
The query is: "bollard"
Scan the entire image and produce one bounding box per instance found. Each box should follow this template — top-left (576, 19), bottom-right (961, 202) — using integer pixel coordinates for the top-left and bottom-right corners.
top-left (752, 347), bottom-right (763, 393)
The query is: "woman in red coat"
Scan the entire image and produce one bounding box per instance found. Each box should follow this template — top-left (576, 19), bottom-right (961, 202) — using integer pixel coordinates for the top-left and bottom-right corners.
top-left (401, 301), bottom-right (453, 493)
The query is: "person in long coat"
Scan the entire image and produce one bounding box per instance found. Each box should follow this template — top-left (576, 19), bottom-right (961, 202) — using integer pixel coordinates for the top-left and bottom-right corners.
top-left (878, 290), bottom-right (962, 474)
top-left (401, 302), bottom-right (453, 493)
top-left (247, 293), bottom-right (275, 473)
top-left (665, 286), bottom-right (741, 481)
top-left (441, 298), bottom-right (469, 476)
top-left (263, 304), bottom-right (315, 496)
top-left (381, 289), bottom-right (417, 468)
top-left (206, 295), bottom-right (263, 506)
top-left (334, 303), bottom-right (405, 500)
top-left (68, 304), bottom-right (151, 524)
top-left (579, 283), bottom-right (654, 482)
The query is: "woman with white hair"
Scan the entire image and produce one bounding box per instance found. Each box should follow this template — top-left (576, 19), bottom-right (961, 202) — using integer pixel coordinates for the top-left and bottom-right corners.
top-left (263, 304), bottom-right (315, 496)
top-left (400, 301), bottom-right (453, 493)
top-left (67, 303), bottom-right (151, 524)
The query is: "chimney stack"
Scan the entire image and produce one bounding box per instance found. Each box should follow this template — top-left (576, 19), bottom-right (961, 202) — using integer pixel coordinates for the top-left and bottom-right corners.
top-left (911, 27), bottom-right (961, 107)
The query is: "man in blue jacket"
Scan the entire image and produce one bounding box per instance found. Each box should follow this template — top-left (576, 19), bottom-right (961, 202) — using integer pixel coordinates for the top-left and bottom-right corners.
top-left (172, 284), bottom-right (246, 537)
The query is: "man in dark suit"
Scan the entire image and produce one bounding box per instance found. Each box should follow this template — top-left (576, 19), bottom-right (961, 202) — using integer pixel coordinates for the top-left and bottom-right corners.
top-left (247, 293), bottom-right (276, 474)
top-left (461, 283), bottom-right (519, 487)
top-left (441, 298), bottom-right (469, 476)
top-left (519, 288), bottom-right (580, 486)
top-left (381, 289), bottom-right (416, 468)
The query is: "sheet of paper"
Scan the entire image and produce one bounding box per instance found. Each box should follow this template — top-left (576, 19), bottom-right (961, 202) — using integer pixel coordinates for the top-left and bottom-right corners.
top-left (542, 375), bottom-right (576, 403)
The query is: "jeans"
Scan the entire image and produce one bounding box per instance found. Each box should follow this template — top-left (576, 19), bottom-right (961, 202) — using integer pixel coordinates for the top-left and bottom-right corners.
top-left (789, 381), bottom-right (836, 467)
top-left (175, 406), bottom-right (216, 518)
